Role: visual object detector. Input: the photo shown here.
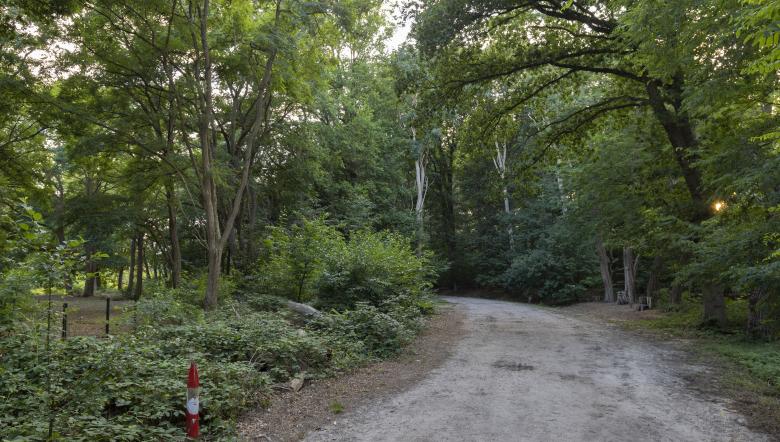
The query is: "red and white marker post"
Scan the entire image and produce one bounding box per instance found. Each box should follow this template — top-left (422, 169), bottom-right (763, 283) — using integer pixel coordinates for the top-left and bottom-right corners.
top-left (186, 362), bottom-right (200, 439)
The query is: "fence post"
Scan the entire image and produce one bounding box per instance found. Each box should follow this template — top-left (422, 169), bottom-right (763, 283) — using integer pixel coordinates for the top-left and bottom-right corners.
top-left (105, 298), bottom-right (111, 335)
top-left (186, 362), bottom-right (200, 439)
top-left (61, 302), bottom-right (68, 339)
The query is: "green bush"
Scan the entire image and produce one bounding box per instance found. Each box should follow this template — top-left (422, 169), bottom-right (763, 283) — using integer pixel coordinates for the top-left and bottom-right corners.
top-left (316, 230), bottom-right (435, 311)
top-left (129, 296), bottom-right (204, 328)
top-left (0, 332), bottom-right (268, 441)
top-left (0, 219), bottom-right (438, 441)
top-left (0, 268), bottom-right (37, 329)
top-left (256, 218), bottom-right (345, 302)
top-left (243, 294), bottom-right (286, 312)
top-left (149, 312), bottom-right (330, 381)
top-left (311, 303), bottom-right (415, 358)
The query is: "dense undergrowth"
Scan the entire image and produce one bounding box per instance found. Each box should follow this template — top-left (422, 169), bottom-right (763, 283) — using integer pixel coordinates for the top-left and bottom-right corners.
top-left (0, 224), bottom-right (435, 441)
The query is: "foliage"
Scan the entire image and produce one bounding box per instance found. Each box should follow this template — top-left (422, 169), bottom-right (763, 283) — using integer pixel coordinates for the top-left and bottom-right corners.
top-left (148, 312), bottom-right (330, 381)
top-left (479, 174), bottom-right (599, 305)
top-left (1, 283), bottom-right (432, 440)
top-left (311, 303), bottom-right (417, 358)
top-left (0, 331), bottom-right (268, 441)
top-left (316, 229), bottom-right (435, 311)
top-left (256, 218), bottom-right (346, 302)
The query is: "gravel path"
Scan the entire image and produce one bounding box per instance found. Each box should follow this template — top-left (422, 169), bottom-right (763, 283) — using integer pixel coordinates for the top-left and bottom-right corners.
top-left (305, 297), bottom-right (766, 441)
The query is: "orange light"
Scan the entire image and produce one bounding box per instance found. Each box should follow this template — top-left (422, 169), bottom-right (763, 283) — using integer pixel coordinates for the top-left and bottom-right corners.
top-left (714, 201), bottom-right (725, 212)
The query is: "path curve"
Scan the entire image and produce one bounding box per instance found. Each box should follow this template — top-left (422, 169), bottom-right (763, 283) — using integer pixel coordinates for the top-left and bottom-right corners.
top-left (305, 297), bottom-right (765, 441)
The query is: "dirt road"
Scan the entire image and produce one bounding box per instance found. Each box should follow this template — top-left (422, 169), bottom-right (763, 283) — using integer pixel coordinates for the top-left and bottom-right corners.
top-left (305, 297), bottom-right (765, 441)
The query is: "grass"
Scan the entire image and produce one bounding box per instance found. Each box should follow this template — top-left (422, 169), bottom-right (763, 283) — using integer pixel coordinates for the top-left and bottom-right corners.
top-left (328, 400), bottom-right (344, 414)
top-left (636, 297), bottom-right (779, 386)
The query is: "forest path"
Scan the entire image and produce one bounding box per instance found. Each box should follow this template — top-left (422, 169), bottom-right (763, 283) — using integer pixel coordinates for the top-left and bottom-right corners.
top-left (305, 296), bottom-right (765, 441)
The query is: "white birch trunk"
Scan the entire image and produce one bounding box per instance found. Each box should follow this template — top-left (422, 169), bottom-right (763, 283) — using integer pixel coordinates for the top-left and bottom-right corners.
top-left (413, 126), bottom-right (428, 256)
top-left (493, 141), bottom-right (513, 248)
top-left (623, 246), bottom-right (638, 304)
top-left (556, 158), bottom-right (567, 214)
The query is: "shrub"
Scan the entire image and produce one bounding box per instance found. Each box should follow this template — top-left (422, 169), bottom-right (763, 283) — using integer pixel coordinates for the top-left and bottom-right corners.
top-left (316, 230), bottom-right (435, 311)
top-left (256, 218), bottom-right (345, 302)
top-left (243, 294), bottom-right (286, 312)
top-left (149, 312), bottom-right (330, 381)
top-left (311, 303), bottom-right (415, 358)
top-left (0, 268), bottom-right (37, 329)
top-left (129, 296), bottom-right (204, 328)
top-left (0, 332), bottom-right (268, 441)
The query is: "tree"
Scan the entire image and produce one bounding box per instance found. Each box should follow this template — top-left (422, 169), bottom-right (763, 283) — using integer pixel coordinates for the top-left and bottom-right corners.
top-left (411, 0), bottom-right (776, 325)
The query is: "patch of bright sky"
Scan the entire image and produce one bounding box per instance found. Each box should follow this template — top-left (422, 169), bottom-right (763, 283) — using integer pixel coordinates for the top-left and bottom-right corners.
top-left (382, 2), bottom-right (412, 52)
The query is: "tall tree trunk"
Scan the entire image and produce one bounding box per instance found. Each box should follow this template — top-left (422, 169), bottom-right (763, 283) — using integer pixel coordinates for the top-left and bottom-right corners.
top-left (127, 238), bottom-right (136, 296)
top-left (144, 253), bottom-right (152, 280)
top-left (747, 289), bottom-right (769, 339)
top-left (623, 246), bottom-right (638, 304)
top-left (669, 285), bottom-right (683, 305)
top-left (197, 0), bottom-right (278, 310)
top-left (166, 182), bottom-right (182, 289)
top-left (82, 244), bottom-right (96, 297)
top-left (434, 138), bottom-right (457, 284)
top-left (645, 256), bottom-right (662, 301)
top-left (596, 237), bottom-right (614, 302)
top-left (645, 78), bottom-right (707, 220)
top-left (646, 78), bottom-right (727, 323)
top-left (494, 141), bottom-right (513, 248)
top-left (411, 108), bottom-right (428, 257)
top-left (702, 285), bottom-right (726, 328)
top-left (134, 234), bottom-right (144, 300)
top-left (415, 153), bottom-right (427, 257)
top-left (118, 268), bottom-right (123, 292)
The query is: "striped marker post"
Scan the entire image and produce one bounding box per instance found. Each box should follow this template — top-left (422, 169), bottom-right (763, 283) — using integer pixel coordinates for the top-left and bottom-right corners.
top-left (186, 362), bottom-right (199, 439)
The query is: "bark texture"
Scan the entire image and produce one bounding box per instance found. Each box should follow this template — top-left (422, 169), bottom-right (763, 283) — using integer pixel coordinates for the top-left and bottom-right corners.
top-left (596, 237), bottom-right (614, 303)
top-left (701, 285), bottom-right (726, 328)
top-left (622, 247), bottom-right (638, 304)
top-left (134, 234), bottom-right (144, 300)
top-left (746, 289), bottom-right (769, 338)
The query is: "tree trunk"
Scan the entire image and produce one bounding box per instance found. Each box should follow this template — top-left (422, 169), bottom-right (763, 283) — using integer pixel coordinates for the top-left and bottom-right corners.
top-left (701, 284), bottom-right (726, 328)
top-left (144, 254), bottom-right (151, 280)
top-left (413, 121), bottom-right (427, 257)
top-left (118, 268), bottom-right (123, 292)
top-left (747, 289), bottom-right (769, 339)
top-left (127, 238), bottom-right (136, 296)
top-left (645, 256), bottom-right (662, 300)
top-left (669, 285), bottom-right (682, 305)
top-left (53, 220), bottom-right (74, 294)
top-left (197, 0), bottom-right (277, 310)
top-left (622, 246), bottom-right (637, 304)
top-left (166, 182), bottom-right (182, 289)
top-left (82, 244), bottom-right (96, 297)
top-left (204, 245), bottom-right (222, 309)
top-left (596, 237), bottom-right (614, 302)
top-left (494, 141), bottom-right (514, 248)
top-left (645, 78), bottom-right (708, 220)
top-left (134, 234), bottom-right (144, 300)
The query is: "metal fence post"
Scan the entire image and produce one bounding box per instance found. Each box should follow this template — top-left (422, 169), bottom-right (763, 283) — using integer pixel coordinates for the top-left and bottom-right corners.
top-left (61, 302), bottom-right (68, 339)
top-left (105, 298), bottom-right (111, 335)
